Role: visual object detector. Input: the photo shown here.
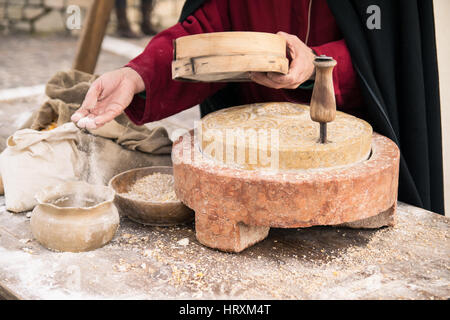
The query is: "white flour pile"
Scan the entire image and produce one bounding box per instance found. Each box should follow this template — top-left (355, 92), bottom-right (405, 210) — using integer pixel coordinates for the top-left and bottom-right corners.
top-left (123, 173), bottom-right (177, 202)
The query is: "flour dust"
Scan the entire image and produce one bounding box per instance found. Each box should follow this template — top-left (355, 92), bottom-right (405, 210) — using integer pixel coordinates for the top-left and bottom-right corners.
top-left (66, 132), bottom-right (109, 208)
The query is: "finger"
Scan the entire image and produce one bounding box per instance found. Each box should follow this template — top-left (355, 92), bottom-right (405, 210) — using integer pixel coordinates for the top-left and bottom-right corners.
top-left (287, 50), bottom-right (314, 85)
top-left (81, 80), bottom-right (102, 111)
top-left (71, 107), bottom-right (89, 122)
top-left (285, 57), bottom-right (305, 81)
top-left (267, 74), bottom-right (300, 89)
top-left (72, 81), bottom-right (102, 123)
top-left (85, 117), bottom-right (99, 130)
top-left (75, 118), bottom-right (85, 129)
top-left (267, 60), bottom-right (307, 89)
top-left (276, 31), bottom-right (301, 51)
top-left (75, 113), bottom-right (97, 129)
top-left (278, 32), bottom-right (294, 65)
top-left (92, 108), bottom-right (120, 127)
top-left (76, 117), bottom-right (90, 129)
top-left (249, 72), bottom-right (284, 89)
top-left (274, 32), bottom-right (312, 85)
top-left (267, 72), bottom-right (295, 85)
top-left (276, 31), bottom-right (294, 43)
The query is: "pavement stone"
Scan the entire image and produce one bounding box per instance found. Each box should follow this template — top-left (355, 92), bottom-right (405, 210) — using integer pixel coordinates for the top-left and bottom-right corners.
top-left (0, 34), bottom-right (131, 89)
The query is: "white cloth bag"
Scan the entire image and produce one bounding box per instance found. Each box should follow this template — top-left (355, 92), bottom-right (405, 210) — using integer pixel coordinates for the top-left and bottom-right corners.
top-left (0, 122), bottom-right (80, 212)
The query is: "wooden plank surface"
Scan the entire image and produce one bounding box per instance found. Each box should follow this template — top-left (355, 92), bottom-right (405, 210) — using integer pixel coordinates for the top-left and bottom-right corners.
top-left (0, 195), bottom-right (448, 300)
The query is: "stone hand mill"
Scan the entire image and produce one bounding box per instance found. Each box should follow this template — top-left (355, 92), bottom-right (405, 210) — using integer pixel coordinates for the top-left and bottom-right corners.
top-left (171, 32), bottom-right (399, 252)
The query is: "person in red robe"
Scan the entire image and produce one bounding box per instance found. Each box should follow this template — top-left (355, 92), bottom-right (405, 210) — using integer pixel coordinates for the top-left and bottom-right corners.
top-left (72, 0), bottom-right (362, 129)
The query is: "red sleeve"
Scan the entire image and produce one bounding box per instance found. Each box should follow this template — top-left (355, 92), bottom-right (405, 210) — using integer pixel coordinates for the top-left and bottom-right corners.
top-left (124, 0), bottom-right (230, 125)
top-left (311, 39), bottom-right (363, 111)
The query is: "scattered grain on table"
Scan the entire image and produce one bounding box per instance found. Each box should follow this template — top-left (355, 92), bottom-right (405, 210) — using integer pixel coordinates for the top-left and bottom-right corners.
top-left (102, 204), bottom-right (449, 299)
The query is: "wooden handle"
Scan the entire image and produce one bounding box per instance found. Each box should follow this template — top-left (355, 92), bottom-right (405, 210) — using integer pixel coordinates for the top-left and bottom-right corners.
top-left (310, 56), bottom-right (337, 123)
top-left (72, 0), bottom-right (114, 74)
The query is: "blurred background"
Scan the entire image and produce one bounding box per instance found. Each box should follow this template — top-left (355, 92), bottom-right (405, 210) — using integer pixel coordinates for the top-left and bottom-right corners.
top-left (0, 0), bottom-right (183, 34)
top-left (0, 0), bottom-right (184, 86)
top-left (0, 0), bottom-right (198, 151)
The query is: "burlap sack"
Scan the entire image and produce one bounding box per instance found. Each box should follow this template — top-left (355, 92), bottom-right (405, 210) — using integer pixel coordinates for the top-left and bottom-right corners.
top-left (17, 70), bottom-right (172, 183)
top-left (21, 70), bottom-right (172, 155)
top-left (0, 69), bottom-right (173, 205)
top-left (46, 69), bottom-right (98, 105)
top-left (77, 132), bottom-right (171, 186)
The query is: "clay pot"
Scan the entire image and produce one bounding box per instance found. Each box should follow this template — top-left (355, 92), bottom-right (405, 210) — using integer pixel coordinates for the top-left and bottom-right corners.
top-left (30, 181), bottom-right (119, 252)
top-left (109, 166), bottom-right (194, 226)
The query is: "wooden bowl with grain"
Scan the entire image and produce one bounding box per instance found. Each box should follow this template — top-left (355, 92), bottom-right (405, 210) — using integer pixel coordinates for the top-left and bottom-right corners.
top-left (108, 166), bottom-right (194, 226)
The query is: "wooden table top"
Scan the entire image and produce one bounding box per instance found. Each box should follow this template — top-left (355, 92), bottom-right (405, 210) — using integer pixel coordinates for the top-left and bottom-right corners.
top-left (0, 195), bottom-right (448, 300)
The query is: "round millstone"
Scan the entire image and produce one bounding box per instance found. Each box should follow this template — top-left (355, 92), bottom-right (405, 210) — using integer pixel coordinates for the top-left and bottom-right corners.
top-left (200, 102), bottom-right (373, 170)
top-left (172, 131), bottom-right (400, 252)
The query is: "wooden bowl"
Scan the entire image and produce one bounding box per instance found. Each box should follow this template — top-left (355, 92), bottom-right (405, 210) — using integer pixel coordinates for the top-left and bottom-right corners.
top-left (108, 166), bottom-right (194, 226)
top-left (172, 32), bottom-right (289, 82)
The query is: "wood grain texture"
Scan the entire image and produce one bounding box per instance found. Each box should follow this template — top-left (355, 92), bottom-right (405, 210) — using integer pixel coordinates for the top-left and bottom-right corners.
top-left (172, 32), bottom-right (289, 82)
top-left (174, 32), bottom-right (287, 59)
top-left (172, 54), bottom-right (288, 82)
top-left (310, 58), bottom-right (337, 123)
top-left (1, 195), bottom-right (448, 299)
top-left (72, 0), bottom-right (114, 74)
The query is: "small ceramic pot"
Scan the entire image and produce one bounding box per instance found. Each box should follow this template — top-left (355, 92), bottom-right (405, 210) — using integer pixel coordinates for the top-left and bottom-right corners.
top-left (109, 166), bottom-right (194, 226)
top-left (30, 181), bottom-right (119, 252)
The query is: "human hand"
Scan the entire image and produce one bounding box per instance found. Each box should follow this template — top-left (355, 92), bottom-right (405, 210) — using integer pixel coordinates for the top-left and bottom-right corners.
top-left (71, 67), bottom-right (145, 129)
top-left (249, 31), bottom-right (316, 89)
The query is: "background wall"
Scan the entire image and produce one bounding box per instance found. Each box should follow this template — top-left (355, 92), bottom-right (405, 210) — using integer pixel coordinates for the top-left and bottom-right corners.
top-left (0, 0), bottom-right (184, 34)
top-left (433, 0), bottom-right (450, 216)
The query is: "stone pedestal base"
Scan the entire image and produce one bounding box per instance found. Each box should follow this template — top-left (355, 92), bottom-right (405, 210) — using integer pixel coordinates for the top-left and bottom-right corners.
top-left (172, 132), bottom-right (400, 252)
top-left (337, 203), bottom-right (397, 229)
top-left (195, 210), bottom-right (270, 252)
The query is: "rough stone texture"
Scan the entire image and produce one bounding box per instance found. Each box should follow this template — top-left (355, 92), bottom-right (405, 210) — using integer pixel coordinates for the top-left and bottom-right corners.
top-left (44, 0), bottom-right (65, 9)
top-left (195, 210), bottom-right (270, 252)
top-left (23, 7), bottom-right (45, 20)
top-left (33, 9), bottom-right (64, 32)
top-left (173, 131), bottom-right (400, 252)
top-left (200, 102), bottom-right (373, 170)
top-left (337, 202), bottom-right (397, 229)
